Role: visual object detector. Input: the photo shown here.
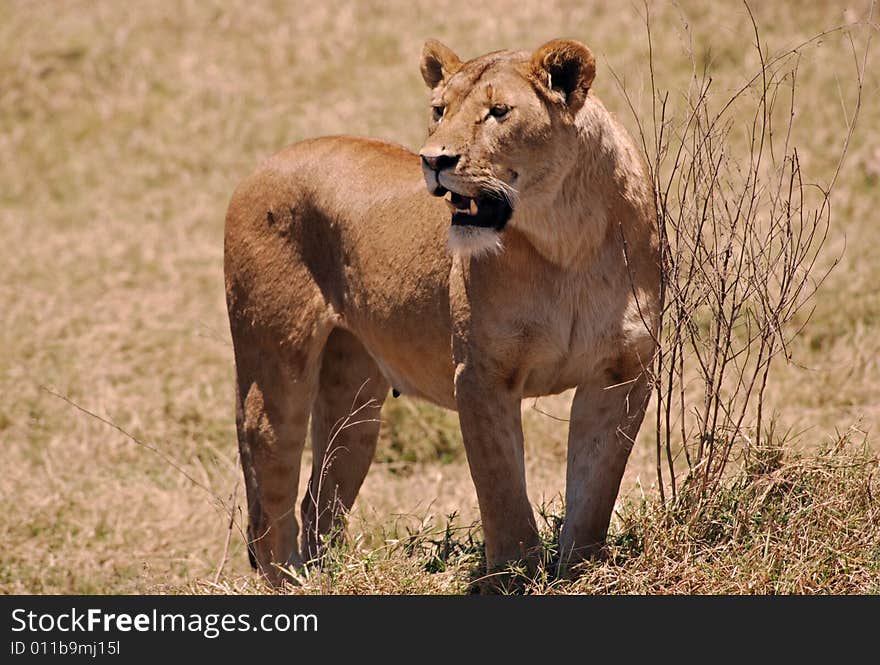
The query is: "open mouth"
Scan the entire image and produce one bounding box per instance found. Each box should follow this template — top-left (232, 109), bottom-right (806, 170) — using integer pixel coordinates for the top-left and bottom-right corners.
top-left (445, 191), bottom-right (513, 230)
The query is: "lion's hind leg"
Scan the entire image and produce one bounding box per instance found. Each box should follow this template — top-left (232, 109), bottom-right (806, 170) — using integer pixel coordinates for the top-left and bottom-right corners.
top-left (233, 326), bottom-right (328, 588)
top-left (301, 328), bottom-right (389, 564)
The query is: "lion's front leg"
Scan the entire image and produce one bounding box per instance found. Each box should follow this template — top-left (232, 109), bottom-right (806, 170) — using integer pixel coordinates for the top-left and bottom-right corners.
top-left (559, 371), bottom-right (651, 575)
top-left (454, 365), bottom-right (541, 584)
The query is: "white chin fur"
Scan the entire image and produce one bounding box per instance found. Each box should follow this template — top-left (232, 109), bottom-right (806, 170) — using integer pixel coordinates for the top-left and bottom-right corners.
top-left (447, 225), bottom-right (503, 259)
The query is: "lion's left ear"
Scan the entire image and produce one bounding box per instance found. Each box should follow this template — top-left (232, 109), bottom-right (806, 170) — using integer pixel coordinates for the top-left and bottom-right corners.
top-left (531, 39), bottom-right (595, 112)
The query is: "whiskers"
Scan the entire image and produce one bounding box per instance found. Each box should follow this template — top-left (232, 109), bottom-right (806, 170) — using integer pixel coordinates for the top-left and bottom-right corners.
top-left (481, 175), bottom-right (519, 209)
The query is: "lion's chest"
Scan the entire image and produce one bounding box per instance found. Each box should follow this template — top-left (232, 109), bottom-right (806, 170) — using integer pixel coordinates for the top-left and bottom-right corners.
top-left (465, 270), bottom-right (630, 398)
top-left (517, 297), bottom-right (626, 397)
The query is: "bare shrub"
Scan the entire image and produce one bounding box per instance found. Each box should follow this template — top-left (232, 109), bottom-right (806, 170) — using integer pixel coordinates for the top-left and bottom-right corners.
top-left (614, 2), bottom-right (875, 508)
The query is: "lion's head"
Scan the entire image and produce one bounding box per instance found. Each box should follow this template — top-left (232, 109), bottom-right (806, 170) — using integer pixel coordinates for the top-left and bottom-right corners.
top-left (418, 38), bottom-right (596, 257)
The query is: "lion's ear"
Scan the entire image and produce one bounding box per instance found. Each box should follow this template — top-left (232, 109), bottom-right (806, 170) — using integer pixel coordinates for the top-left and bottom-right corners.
top-left (420, 39), bottom-right (462, 89)
top-left (531, 39), bottom-right (595, 112)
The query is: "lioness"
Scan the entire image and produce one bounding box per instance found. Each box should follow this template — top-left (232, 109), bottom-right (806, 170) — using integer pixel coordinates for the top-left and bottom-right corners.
top-left (224, 38), bottom-right (659, 587)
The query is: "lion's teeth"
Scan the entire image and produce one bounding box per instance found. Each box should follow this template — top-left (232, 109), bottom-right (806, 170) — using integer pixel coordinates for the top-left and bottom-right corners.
top-left (446, 193), bottom-right (479, 215)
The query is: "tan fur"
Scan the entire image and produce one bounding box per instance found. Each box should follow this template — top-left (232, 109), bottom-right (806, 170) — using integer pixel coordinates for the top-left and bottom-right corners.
top-left (224, 38), bottom-right (660, 587)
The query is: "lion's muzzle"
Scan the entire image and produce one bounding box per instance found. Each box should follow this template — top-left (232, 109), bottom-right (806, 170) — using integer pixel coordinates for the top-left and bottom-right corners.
top-left (420, 151), bottom-right (458, 197)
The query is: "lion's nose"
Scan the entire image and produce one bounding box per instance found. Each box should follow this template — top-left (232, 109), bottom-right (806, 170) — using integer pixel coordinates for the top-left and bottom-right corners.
top-left (420, 151), bottom-right (460, 172)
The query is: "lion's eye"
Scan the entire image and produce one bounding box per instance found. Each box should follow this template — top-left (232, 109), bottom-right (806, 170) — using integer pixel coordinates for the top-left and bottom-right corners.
top-left (432, 105), bottom-right (445, 121)
top-left (489, 104), bottom-right (510, 119)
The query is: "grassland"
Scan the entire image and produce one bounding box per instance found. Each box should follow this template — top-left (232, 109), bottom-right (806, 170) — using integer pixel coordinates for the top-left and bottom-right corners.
top-left (1, 0), bottom-right (878, 594)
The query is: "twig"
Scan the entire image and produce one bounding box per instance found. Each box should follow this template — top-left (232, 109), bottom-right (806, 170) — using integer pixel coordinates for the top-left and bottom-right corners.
top-left (213, 480), bottom-right (240, 584)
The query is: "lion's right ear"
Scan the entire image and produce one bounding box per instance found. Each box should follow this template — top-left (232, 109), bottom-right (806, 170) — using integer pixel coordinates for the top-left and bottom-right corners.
top-left (420, 39), bottom-right (462, 89)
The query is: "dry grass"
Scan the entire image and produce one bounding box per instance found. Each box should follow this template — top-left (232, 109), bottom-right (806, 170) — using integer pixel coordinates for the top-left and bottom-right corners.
top-left (1, 0), bottom-right (878, 594)
top-left (190, 432), bottom-right (880, 595)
